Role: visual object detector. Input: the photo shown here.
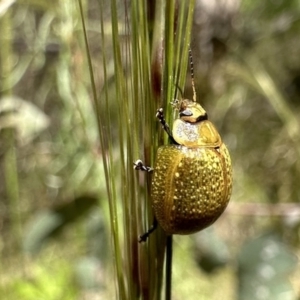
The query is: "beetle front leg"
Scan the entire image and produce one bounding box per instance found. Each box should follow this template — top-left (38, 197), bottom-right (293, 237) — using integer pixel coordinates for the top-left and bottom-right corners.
top-left (156, 108), bottom-right (177, 144)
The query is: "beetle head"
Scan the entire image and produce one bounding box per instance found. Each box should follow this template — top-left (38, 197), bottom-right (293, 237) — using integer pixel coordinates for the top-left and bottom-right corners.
top-left (172, 99), bottom-right (208, 123)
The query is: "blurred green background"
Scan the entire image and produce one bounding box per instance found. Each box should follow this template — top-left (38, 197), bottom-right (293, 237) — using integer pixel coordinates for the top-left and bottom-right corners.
top-left (0, 0), bottom-right (300, 299)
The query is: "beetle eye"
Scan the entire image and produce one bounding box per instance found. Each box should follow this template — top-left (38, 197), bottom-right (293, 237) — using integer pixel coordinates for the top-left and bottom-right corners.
top-left (196, 113), bottom-right (208, 122)
top-left (179, 109), bottom-right (193, 117)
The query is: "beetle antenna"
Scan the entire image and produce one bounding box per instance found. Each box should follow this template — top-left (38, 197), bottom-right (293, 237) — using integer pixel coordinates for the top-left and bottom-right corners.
top-left (189, 47), bottom-right (197, 102)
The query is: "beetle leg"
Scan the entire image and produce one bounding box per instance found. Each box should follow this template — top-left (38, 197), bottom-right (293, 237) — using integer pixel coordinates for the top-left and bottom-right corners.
top-left (139, 218), bottom-right (158, 243)
top-left (133, 159), bottom-right (153, 172)
top-left (156, 108), bottom-right (177, 144)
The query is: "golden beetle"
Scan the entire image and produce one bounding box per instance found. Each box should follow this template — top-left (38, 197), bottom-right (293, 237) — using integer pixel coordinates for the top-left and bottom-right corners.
top-left (134, 84), bottom-right (232, 242)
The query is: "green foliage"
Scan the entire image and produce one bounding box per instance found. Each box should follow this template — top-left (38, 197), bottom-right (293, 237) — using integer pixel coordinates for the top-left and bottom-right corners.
top-left (23, 195), bottom-right (98, 254)
top-left (1, 0), bottom-right (300, 299)
top-left (194, 227), bottom-right (230, 274)
top-left (238, 232), bottom-right (297, 300)
top-left (11, 259), bottom-right (78, 300)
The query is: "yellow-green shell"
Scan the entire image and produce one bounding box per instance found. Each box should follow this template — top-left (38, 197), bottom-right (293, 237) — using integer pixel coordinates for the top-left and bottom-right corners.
top-left (151, 143), bottom-right (232, 235)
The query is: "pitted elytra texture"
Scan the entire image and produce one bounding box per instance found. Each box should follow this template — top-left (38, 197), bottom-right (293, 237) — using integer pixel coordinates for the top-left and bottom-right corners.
top-left (152, 142), bottom-right (232, 235)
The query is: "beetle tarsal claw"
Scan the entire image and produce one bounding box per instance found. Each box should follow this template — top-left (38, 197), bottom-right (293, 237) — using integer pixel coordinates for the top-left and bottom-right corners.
top-left (156, 108), bottom-right (166, 124)
top-left (156, 108), bottom-right (163, 119)
top-left (138, 235), bottom-right (147, 243)
top-left (133, 159), bottom-right (143, 170)
top-left (133, 160), bottom-right (153, 172)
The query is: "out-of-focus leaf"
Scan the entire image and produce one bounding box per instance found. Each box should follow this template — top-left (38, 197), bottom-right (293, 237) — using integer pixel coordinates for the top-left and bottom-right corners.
top-left (237, 231), bottom-right (297, 300)
top-left (194, 227), bottom-right (230, 273)
top-left (12, 259), bottom-right (77, 300)
top-left (0, 96), bottom-right (50, 144)
top-left (0, 0), bottom-right (16, 17)
top-left (23, 195), bottom-right (98, 254)
top-left (86, 212), bottom-right (108, 260)
top-left (75, 256), bottom-right (104, 290)
top-left (75, 213), bottom-right (108, 290)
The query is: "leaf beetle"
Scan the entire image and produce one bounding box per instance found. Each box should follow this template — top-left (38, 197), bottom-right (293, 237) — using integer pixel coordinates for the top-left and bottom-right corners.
top-left (134, 55), bottom-right (232, 242)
